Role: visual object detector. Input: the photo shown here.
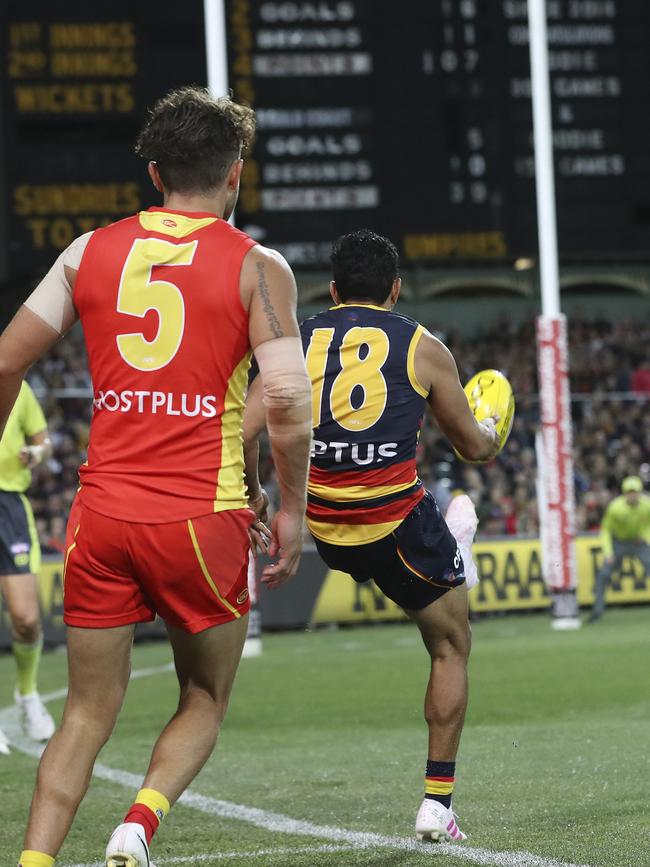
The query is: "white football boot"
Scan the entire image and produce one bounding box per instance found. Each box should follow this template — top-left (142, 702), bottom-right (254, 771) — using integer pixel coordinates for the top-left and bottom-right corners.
top-left (0, 725), bottom-right (10, 755)
top-left (445, 494), bottom-right (479, 589)
top-left (416, 798), bottom-right (467, 843)
top-left (105, 822), bottom-right (153, 867)
top-left (15, 690), bottom-right (56, 741)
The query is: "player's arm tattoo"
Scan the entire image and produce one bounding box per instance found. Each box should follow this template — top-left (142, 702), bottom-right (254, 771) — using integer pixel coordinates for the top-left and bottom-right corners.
top-left (256, 261), bottom-right (284, 338)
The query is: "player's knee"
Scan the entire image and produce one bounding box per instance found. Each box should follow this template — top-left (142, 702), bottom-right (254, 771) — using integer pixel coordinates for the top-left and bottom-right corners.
top-left (11, 612), bottom-right (41, 644)
top-left (179, 681), bottom-right (230, 727)
top-left (63, 692), bottom-right (124, 744)
top-left (428, 619), bottom-right (471, 664)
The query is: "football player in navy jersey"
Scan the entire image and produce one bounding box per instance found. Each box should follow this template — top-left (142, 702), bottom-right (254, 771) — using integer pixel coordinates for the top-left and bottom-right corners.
top-left (244, 230), bottom-right (499, 843)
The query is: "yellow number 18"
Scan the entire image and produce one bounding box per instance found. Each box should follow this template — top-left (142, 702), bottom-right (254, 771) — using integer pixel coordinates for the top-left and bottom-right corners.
top-left (305, 326), bottom-right (390, 432)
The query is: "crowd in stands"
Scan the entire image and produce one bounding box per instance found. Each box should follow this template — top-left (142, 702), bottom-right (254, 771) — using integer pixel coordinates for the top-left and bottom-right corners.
top-left (27, 335), bottom-right (92, 555)
top-left (24, 314), bottom-right (650, 551)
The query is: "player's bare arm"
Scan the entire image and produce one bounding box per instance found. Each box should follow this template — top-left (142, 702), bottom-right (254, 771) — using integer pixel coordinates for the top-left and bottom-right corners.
top-left (242, 373), bottom-right (266, 500)
top-left (242, 375), bottom-right (272, 554)
top-left (241, 245), bottom-right (312, 588)
top-left (0, 234), bottom-right (87, 437)
top-left (414, 331), bottom-right (499, 462)
top-left (0, 308), bottom-right (61, 438)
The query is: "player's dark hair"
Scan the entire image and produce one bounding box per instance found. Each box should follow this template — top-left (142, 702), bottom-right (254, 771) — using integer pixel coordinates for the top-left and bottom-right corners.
top-left (330, 230), bottom-right (399, 304)
top-left (135, 86), bottom-right (256, 193)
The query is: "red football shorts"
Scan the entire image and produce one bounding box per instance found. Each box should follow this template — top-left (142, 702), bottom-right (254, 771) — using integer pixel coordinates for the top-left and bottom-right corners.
top-left (63, 497), bottom-right (254, 633)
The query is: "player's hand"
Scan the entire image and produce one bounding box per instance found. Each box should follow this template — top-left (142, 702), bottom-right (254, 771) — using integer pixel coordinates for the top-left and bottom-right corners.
top-left (248, 488), bottom-right (272, 555)
top-left (261, 509), bottom-right (304, 589)
top-left (249, 487), bottom-right (270, 523)
top-left (19, 445), bottom-right (43, 468)
top-left (480, 416), bottom-right (501, 456)
top-left (249, 518), bottom-right (272, 556)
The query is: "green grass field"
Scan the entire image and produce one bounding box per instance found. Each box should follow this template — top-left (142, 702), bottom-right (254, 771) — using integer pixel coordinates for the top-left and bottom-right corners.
top-left (1, 608), bottom-right (649, 867)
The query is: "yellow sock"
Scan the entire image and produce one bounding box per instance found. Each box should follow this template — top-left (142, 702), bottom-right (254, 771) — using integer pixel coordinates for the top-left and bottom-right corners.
top-left (18, 851), bottom-right (54, 867)
top-left (124, 787), bottom-right (171, 843)
top-left (13, 637), bottom-right (43, 696)
top-left (135, 787), bottom-right (171, 822)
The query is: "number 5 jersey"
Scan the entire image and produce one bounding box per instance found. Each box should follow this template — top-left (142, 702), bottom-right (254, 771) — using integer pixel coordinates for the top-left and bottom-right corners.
top-left (300, 303), bottom-right (428, 546)
top-left (74, 207), bottom-right (256, 523)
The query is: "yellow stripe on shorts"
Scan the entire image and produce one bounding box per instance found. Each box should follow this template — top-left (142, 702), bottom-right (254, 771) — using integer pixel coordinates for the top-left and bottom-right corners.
top-left (187, 519), bottom-right (240, 618)
top-left (18, 494), bottom-right (41, 575)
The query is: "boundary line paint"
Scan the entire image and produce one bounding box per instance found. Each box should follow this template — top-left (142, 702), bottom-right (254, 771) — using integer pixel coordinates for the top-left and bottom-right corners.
top-left (63, 844), bottom-right (359, 867)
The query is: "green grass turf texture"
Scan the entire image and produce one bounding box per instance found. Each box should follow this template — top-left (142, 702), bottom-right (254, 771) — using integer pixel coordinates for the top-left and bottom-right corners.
top-left (1, 608), bottom-right (649, 867)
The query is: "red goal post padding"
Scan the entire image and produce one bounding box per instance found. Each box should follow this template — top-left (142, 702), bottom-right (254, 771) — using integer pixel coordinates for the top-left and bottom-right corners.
top-left (536, 314), bottom-right (577, 591)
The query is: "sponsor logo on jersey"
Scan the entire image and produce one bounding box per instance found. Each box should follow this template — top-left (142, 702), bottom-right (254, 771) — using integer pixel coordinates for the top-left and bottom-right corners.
top-left (237, 588), bottom-right (249, 604)
top-left (93, 389), bottom-right (218, 418)
top-left (162, 218), bottom-right (177, 227)
top-left (311, 440), bottom-right (398, 465)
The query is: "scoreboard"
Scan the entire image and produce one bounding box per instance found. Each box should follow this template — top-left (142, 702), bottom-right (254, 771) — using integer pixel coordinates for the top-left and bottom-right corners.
top-left (226, 0), bottom-right (650, 267)
top-left (1, 0), bottom-right (206, 283)
top-left (3, 0), bottom-right (650, 283)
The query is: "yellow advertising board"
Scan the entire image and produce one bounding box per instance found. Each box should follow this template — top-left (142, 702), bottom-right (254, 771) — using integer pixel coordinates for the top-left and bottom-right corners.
top-left (2, 537), bottom-right (648, 641)
top-left (311, 535), bottom-right (650, 623)
top-left (311, 570), bottom-right (408, 624)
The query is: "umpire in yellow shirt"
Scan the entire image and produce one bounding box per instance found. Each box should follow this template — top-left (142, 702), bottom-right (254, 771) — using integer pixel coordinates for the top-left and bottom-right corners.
top-left (0, 380), bottom-right (55, 749)
top-left (589, 475), bottom-right (650, 623)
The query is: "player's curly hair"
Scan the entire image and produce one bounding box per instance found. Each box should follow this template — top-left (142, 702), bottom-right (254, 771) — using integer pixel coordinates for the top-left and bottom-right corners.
top-left (135, 86), bottom-right (256, 193)
top-left (330, 230), bottom-right (399, 303)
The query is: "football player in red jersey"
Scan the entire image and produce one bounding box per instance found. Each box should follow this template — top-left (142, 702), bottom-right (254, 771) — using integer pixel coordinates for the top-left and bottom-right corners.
top-left (0, 87), bottom-right (311, 867)
top-left (244, 230), bottom-right (500, 845)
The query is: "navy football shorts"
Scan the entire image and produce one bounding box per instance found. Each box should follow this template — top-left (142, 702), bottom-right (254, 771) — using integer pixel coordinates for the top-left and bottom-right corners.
top-left (0, 490), bottom-right (41, 576)
top-left (314, 492), bottom-right (466, 611)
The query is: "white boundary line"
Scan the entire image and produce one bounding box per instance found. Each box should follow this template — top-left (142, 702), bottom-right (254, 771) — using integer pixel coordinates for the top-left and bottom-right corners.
top-left (64, 844), bottom-right (359, 867)
top-left (0, 663), bottom-right (594, 867)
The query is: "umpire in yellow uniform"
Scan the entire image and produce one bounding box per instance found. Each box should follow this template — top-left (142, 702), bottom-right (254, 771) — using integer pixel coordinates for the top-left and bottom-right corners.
top-left (589, 475), bottom-right (650, 622)
top-left (0, 380), bottom-right (55, 748)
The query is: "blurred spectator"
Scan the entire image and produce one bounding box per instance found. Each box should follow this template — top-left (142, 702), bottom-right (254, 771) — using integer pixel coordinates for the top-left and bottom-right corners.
top-left (630, 351), bottom-right (650, 395)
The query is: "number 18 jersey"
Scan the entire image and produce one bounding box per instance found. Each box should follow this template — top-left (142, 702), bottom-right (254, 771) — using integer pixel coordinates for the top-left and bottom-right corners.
top-left (300, 303), bottom-right (428, 546)
top-left (74, 207), bottom-right (256, 523)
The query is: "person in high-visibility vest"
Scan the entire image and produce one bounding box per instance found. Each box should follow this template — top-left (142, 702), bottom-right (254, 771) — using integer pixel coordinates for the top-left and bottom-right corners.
top-left (589, 475), bottom-right (650, 623)
top-left (0, 381), bottom-right (55, 751)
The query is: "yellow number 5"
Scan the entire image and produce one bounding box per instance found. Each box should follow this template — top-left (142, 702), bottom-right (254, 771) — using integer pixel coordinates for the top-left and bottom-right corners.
top-left (116, 237), bottom-right (197, 371)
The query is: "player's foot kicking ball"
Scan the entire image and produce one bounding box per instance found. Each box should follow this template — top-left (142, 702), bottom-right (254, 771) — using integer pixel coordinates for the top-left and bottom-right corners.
top-left (415, 798), bottom-right (467, 843)
top-left (445, 494), bottom-right (479, 589)
top-left (15, 690), bottom-right (55, 741)
top-left (0, 724), bottom-right (10, 755)
top-left (105, 822), bottom-right (154, 867)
